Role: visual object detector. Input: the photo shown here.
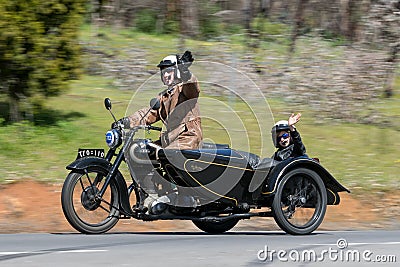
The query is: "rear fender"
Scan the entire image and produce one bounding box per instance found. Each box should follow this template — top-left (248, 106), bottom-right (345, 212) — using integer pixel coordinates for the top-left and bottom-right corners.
top-left (66, 157), bottom-right (134, 216)
top-left (262, 157), bottom-right (350, 205)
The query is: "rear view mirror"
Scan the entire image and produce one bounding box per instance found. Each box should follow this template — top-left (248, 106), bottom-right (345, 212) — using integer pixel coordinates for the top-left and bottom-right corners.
top-left (104, 98), bottom-right (112, 110)
top-left (150, 98), bottom-right (160, 110)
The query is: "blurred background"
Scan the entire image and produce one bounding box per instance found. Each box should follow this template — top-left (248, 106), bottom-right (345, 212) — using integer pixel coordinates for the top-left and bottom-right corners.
top-left (0, 0), bottom-right (399, 231)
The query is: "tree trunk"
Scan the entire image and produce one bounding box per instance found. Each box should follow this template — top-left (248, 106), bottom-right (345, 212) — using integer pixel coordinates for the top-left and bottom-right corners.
top-left (243, 0), bottom-right (252, 31)
top-left (260, 0), bottom-right (271, 17)
top-left (289, 0), bottom-right (308, 54)
top-left (180, 0), bottom-right (199, 38)
top-left (384, 44), bottom-right (399, 98)
top-left (358, 0), bottom-right (372, 44)
top-left (348, 0), bottom-right (359, 41)
top-left (339, 0), bottom-right (350, 37)
top-left (114, 0), bottom-right (121, 27)
top-left (9, 95), bottom-right (21, 123)
top-left (340, 0), bottom-right (359, 41)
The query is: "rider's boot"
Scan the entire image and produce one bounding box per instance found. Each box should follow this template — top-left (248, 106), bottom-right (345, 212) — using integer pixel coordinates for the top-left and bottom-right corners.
top-left (143, 192), bottom-right (158, 213)
top-left (141, 172), bottom-right (171, 215)
top-left (149, 194), bottom-right (174, 215)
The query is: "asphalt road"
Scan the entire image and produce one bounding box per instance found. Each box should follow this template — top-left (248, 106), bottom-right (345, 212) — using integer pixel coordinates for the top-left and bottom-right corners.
top-left (0, 230), bottom-right (399, 267)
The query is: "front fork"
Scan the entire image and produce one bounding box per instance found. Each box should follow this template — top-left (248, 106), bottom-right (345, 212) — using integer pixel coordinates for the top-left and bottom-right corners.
top-left (94, 152), bottom-right (137, 217)
top-left (95, 129), bottom-right (140, 216)
top-left (93, 148), bottom-right (116, 185)
top-left (98, 128), bottom-right (136, 198)
top-left (97, 147), bottom-right (122, 197)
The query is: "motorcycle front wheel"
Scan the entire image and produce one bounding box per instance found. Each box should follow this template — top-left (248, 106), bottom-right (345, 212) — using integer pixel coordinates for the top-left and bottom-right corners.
top-left (272, 168), bottom-right (327, 235)
top-left (61, 167), bottom-right (120, 234)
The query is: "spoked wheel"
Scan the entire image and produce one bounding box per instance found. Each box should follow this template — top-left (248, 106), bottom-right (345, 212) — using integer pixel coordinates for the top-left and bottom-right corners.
top-left (272, 168), bottom-right (327, 235)
top-left (61, 167), bottom-right (120, 234)
top-left (192, 218), bottom-right (239, 234)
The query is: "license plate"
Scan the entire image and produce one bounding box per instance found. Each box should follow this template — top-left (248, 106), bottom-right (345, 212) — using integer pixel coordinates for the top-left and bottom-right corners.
top-left (76, 149), bottom-right (105, 159)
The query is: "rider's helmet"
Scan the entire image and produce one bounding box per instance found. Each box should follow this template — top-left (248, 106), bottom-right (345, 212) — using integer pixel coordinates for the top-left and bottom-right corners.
top-left (271, 120), bottom-right (290, 148)
top-left (157, 55), bottom-right (181, 84)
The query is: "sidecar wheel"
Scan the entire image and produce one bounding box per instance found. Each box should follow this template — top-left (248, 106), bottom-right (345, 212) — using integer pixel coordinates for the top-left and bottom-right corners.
top-left (61, 167), bottom-right (120, 234)
top-left (192, 218), bottom-right (239, 234)
top-left (272, 168), bottom-right (327, 235)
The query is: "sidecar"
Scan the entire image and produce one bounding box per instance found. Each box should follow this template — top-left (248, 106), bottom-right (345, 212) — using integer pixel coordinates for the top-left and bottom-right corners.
top-left (157, 147), bottom-right (348, 205)
top-left (156, 145), bottom-right (349, 234)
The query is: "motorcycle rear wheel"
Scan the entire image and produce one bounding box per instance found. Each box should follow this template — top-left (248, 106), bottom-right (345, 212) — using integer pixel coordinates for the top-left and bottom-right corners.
top-left (61, 167), bottom-right (120, 234)
top-left (272, 168), bottom-right (327, 235)
top-left (192, 218), bottom-right (239, 234)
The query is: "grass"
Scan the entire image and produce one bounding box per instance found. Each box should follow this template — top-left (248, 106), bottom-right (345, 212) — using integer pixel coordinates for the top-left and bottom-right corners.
top-left (0, 25), bottom-right (399, 194)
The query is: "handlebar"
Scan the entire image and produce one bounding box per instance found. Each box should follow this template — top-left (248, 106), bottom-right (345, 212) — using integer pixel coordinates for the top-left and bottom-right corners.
top-left (112, 123), bottom-right (162, 132)
top-left (147, 125), bottom-right (162, 132)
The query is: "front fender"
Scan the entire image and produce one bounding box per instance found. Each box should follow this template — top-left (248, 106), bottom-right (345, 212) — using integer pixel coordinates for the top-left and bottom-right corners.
top-left (66, 156), bottom-right (133, 216)
top-left (66, 156), bottom-right (112, 172)
top-left (262, 157), bottom-right (350, 205)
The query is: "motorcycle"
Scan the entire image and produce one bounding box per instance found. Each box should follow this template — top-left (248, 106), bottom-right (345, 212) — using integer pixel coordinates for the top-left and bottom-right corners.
top-left (61, 97), bottom-right (349, 235)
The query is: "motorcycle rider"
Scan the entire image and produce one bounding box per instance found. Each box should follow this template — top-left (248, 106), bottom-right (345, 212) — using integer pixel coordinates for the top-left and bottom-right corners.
top-left (114, 51), bottom-right (201, 214)
top-left (271, 113), bottom-right (306, 161)
top-left (121, 50), bottom-right (202, 149)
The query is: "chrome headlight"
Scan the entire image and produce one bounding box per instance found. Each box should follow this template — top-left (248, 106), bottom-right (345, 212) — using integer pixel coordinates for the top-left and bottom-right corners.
top-left (105, 129), bottom-right (122, 148)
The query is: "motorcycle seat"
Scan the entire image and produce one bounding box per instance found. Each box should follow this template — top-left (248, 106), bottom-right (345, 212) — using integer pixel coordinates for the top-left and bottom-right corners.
top-left (200, 142), bottom-right (230, 149)
top-left (197, 145), bottom-right (278, 171)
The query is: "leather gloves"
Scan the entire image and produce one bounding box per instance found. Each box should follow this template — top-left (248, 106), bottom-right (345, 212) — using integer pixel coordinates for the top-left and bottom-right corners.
top-left (178, 50), bottom-right (194, 82)
top-left (111, 117), bottom-right (131, 129)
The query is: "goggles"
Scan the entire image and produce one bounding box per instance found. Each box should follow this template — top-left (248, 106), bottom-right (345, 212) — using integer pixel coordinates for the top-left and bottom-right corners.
top-left (278, 132), bottom-right (290, 140)
top-left (161, 66), bottom-right (175, 76)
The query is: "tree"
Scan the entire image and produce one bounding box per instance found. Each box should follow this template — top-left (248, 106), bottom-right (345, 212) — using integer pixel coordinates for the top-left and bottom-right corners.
top-left (179, 0), bottom-right (199, 37)
top-left (364, 0), bottom-right (400, 97)
top-left (0, 0), bottom-right (85, 122)
top-left (288, 0), bottom-right (308, 54)
top-left (260, 0), bottom-right (272, 17)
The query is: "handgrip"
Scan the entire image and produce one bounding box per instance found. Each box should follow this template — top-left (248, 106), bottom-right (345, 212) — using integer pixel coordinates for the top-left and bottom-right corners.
top-left (147, 125), bottom-right (162, 131)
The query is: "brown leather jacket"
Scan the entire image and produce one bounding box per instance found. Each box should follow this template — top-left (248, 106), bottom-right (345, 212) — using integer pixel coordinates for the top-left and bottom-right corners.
top-left (127, 74), bottom-right (202, 149)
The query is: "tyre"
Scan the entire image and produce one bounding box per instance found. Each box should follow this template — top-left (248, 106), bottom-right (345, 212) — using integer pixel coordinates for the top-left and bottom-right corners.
top-left (61, 167), bottom-right (120, 234)
top-left (272, 168), bottom-right (327, 235)
top-left (192, 218), bottom-right (239, 234)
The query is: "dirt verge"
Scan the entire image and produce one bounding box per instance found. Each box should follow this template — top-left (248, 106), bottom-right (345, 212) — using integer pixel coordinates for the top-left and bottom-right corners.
top-left (0, 180), bottom-right (398, 233)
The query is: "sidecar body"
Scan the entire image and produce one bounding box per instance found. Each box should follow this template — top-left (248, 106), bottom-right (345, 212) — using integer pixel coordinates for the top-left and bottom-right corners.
top-left (156, 146), bottom-right (349, 207)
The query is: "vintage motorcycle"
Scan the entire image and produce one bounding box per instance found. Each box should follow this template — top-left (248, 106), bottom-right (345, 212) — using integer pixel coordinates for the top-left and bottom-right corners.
top-left (61, 98), bottom-right (349, 235)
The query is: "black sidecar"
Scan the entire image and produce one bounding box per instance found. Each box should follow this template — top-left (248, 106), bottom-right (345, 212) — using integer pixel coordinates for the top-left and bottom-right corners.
top-left (155, 145), bottom-right (349, 234)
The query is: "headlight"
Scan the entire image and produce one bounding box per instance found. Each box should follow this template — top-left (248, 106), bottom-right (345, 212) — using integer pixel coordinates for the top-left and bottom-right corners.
top-left (105, 129), bottom-right (122, 148)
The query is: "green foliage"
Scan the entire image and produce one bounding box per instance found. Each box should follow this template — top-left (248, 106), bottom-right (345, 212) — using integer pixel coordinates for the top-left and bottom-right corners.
top-left (162, 17), bottom-right (179, 34)
top-left (0, 0), bottom-right (86, 122)
top-left (199, 17), bottom-right (221, 39)
top-left (198, 0), bottom-right (221, 39)
top-left (224, 23), bottom-right (244, 35)
top-left (251, 16), bottom-right (289, 42)
top-left (134, 9), bottom-right (157, 34)
top-left (319, 30), bottom-right (347, 46)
